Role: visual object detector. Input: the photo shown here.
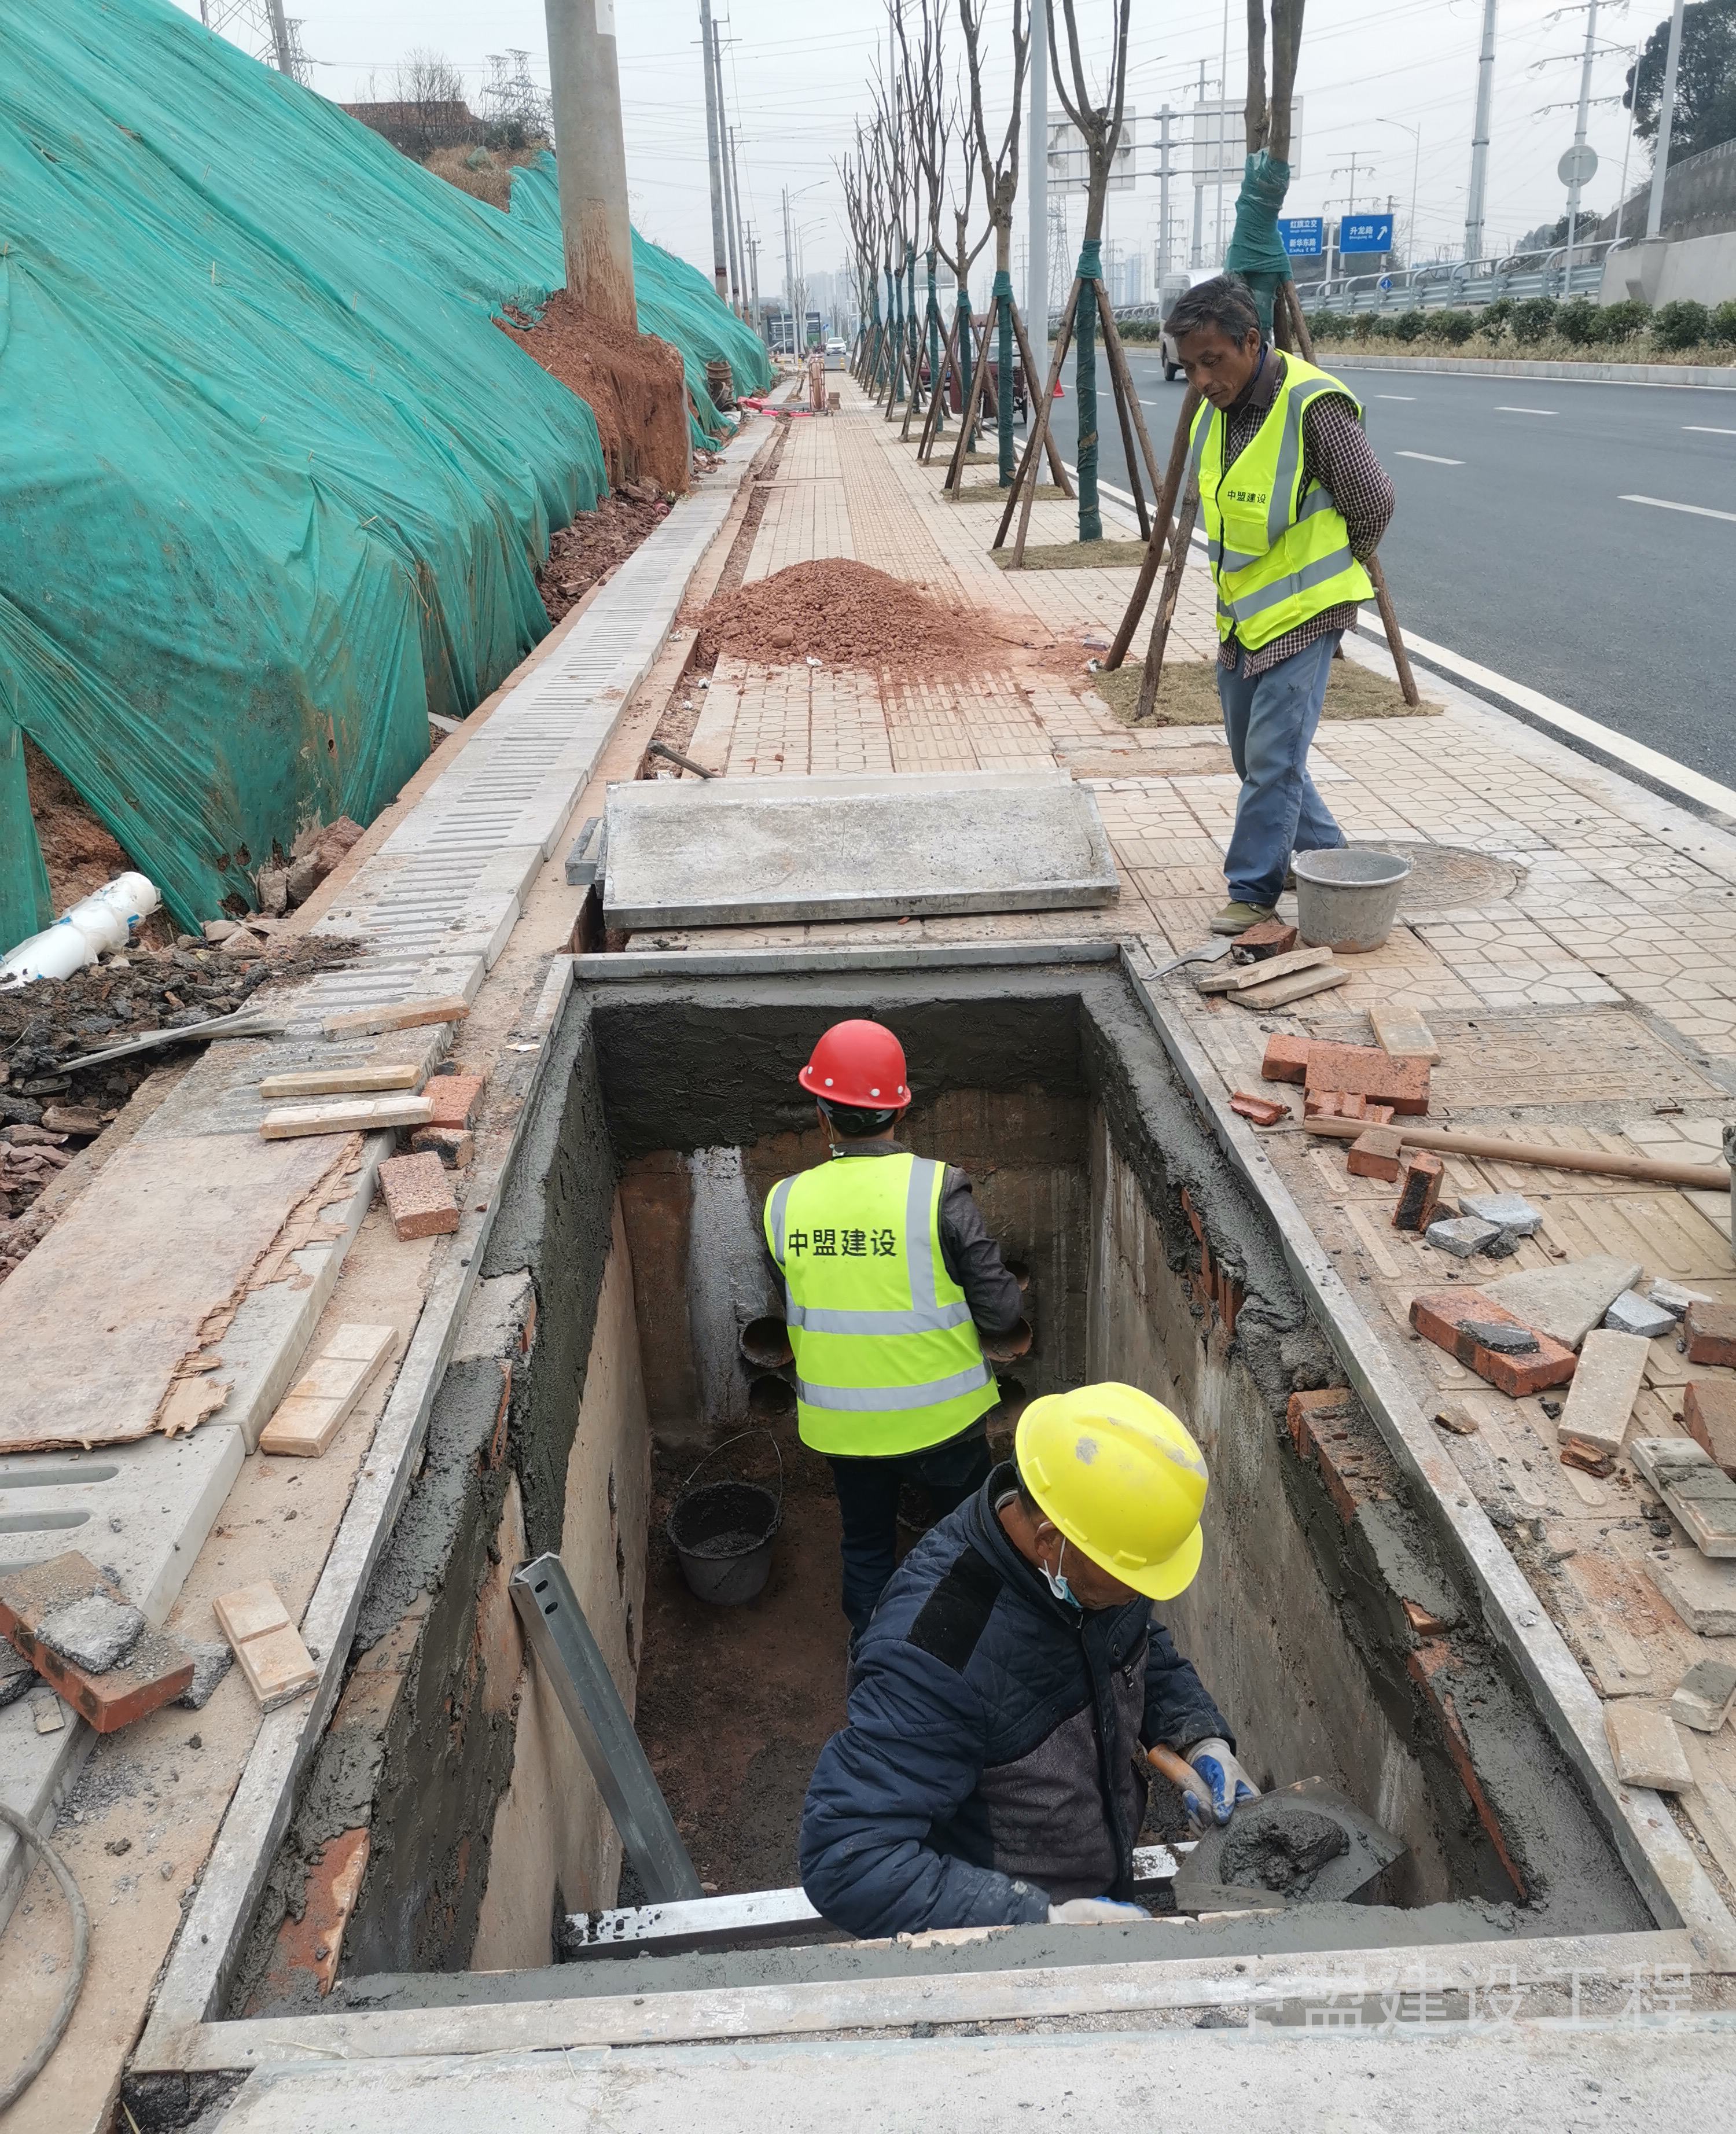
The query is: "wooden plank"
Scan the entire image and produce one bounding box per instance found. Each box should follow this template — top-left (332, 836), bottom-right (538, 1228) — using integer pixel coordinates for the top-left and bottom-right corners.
top-left (214, 1581), bottom-right (319, 1710)
top-left (1369, 1004), bottom-right (1441, 1064)
top-left (257, 1063), bottom-right (425, 1100)
top-left (323, 996), bottom-right (470, 1037)
top-left (1197, 944), bottom-right (1333, 995)
top-left (260, 1095), bottom-right (433, 1140)
top-left (1229, 963), bottom-right (1351, 1010)
top-left (0, 1552), bottom-right (194, 1732)
top-left (259, 1324), bottom-right (398, 1459)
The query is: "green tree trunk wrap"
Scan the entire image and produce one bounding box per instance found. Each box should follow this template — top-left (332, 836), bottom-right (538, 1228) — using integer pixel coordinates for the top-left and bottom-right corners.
top-left (1075, 240), bottom-right (1103, 542)
top-left (993, 270), bottom-right (1016, 485)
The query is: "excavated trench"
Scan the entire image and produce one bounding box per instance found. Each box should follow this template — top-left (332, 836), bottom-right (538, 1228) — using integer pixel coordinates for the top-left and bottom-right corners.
top-left (227, 956), bottom-right (1654, 2024)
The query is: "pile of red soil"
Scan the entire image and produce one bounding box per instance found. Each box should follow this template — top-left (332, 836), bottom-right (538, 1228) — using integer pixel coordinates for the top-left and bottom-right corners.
top-left (536, 490), bottom-right (671, 626)
top-left (24, 740), bottom-right (171, 950)
top-left (499, 290), bottom-right (690, 495)
top-left (696, 560), bottom-right (1002, 674)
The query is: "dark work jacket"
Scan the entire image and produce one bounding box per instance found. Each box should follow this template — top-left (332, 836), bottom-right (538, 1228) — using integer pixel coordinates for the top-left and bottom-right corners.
top-left (799, 1466), bottom-right (1230, 1939)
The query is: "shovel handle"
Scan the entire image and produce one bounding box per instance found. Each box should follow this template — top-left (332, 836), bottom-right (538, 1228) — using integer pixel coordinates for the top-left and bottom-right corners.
top-left (1147, 1743), bottom-right (1198, 1793)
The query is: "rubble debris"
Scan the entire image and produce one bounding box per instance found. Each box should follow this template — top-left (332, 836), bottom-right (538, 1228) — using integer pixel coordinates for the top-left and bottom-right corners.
top-left (1347, 1126), bottom-right (1404, 1181)
top-left (378, 1149), bottom-right (460, 1239)
top-left (1233, 962), bottom-right (1350, 1009)
top-left (1425, 1216), bottom-right (1502, 1259)
top-left (1234, 918), bottom-right (1297, 959)
top-left (1671, 1656), bottom-right (1736, 1734)
top-left (30, 1690), bottom-right (64, 1735)
top-left (1392, 1149), bottom-right (1444, 1231)
top-left (1432, 1401), bottom-right (1480, 1436)
top-left (1457, 1192), bottom-right (1542, 1236)
top-left (1481, 1257), bottom-right (1643, 1352)
top-left (176, 1640), bottom-right (236, 1710)
top-left (1303, 1042), bottom-right (1430, 1115)
top-left (1411, 1292), bottom-right (1576, 1397)
top-left (1630, 1437), bottom-right (1736, 1558)
top-left (1684, 1300), bottom-right (1736, 1368)
top-left (0, 1642), bottom-right (36, 1709)
top-left (1229, 1091), bottom-right (1290, 1126)
top-left (1461, 1320), bottom-right (1540, 1355)
top-left (1603, 1702), bottom-right (1691, 1792)
top-left (1603, 1290), bottom-right (1676, 1341)
top-left (696, 560), bottom-right (1002, 675)
top-left (1304, 1090), bottom-right (1394, 1124)
top-left (214, 1581), bottom-right (319, 1710)
top-left (1684, 1381), bottom-right (1736, 1478)
top-left (1649, 1551), bottom-right (1736, 1638)
top-left (409, 1124), bottom-right (473, 1168)
top-left (1650, 1276), bottom-right (1716, 1322)
top-left (0, 1551), bottom-right (194, 1731)
top-left (1560, 1435), bottom-right (1616, 1478)
top-left (36, 1592), bottom-right (145, 1674)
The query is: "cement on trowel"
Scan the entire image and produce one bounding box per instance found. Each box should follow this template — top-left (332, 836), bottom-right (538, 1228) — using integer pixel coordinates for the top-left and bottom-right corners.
top-left (1480, 1256), bottom-right (1642, 1350)
top-left (1172, 1780), bottom-right (1407, 1911)
top-left (601, 770), bottom-right (1119, 929)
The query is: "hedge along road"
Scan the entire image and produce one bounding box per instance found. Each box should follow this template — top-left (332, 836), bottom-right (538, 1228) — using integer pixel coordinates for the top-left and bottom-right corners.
top-left (1028, 342), bottom-right (1736, 787)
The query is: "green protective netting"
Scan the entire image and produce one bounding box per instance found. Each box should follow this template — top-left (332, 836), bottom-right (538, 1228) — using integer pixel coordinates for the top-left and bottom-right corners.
top-left (1223, 149), bottom-right (1295, 337)
top-left (508, 159), bottom-right (772, 448)
top-left (0, 1), bottom-right (762, 939)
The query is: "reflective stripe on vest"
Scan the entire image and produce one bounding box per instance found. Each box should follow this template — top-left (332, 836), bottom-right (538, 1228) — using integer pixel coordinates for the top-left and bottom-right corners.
top-left (763, 1153), bottom-right (996, 1456)
top-left (1190, 354), bottom-right (1375, 652)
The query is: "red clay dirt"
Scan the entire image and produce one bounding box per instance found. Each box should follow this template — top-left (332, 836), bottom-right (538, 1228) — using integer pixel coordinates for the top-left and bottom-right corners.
top-left (499, 289), bottom-right (691, 495)
top-left (695, 560), bottom-right (1007, 675)
top-left (24, 740), bottom-right (170, 949)
top-left (536, 492), bottom-right (672, 627)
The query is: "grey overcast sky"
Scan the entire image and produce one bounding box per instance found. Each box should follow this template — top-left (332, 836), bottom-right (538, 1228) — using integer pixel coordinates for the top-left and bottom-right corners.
top-left (178, 1), bottom-right (1658, 292)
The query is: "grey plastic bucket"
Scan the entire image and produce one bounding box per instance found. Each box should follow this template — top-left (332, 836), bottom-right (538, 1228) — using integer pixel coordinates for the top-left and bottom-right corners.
top-left (1294, 847), bottom-right (1413, 954)
top-left (666, 1432), bottom-right (784, 1606)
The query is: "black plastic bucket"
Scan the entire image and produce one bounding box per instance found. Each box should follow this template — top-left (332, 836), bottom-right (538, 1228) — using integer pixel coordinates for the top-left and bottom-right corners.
top-left (666, 1432), bottom-right (784, 1606)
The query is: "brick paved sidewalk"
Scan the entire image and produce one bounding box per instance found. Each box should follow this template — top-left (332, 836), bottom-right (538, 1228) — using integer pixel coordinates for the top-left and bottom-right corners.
top-left (660, 374), bottom-right (1736, 1898)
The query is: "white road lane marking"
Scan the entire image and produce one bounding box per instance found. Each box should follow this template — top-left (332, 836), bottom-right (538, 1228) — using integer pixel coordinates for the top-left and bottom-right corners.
top-left (1374, 393), bottom-right (1416, 400)
top-left (1620, 493), bottom-right (1736, 523)
top-left (1683, 425), bottom-right (1736, 435)
top-left (1496, 405), bottom-right (1557, 415)
top-left (1395, 450), bottom-right (1464, 465)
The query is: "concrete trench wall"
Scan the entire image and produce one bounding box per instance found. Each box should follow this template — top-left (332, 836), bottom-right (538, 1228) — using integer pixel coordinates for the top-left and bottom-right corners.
top-left (231, 961), bottom-right (1650, 2015)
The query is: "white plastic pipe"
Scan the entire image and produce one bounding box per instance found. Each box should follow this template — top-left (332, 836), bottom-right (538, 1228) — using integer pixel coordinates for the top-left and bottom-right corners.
top-left (1, 872), bottom-right (160, 987)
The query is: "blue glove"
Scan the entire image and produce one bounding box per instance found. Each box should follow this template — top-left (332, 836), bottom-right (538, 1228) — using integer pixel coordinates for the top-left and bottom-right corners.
top-left (1047, 1897), bottom-right (1152, 1925)
top-left (1183, 1737), bottom-right (1259, 1833)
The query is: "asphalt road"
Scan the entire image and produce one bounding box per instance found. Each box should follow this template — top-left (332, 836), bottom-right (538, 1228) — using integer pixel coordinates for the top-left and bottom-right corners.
top-left (1023, 345), bottom-right (1736, 787)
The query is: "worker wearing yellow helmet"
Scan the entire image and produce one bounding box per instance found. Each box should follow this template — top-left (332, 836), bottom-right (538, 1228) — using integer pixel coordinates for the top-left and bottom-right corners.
top-left (800, 1382), bottom-right (1260, 1938)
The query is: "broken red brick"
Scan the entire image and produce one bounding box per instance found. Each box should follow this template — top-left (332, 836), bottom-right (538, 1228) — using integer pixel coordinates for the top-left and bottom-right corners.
top-left (483, 1360), bottom-right (512, 1471)
top-left (424, 1072), bottom-right (484, 1132)
top-left (1286, 1386), bottom-right (1355, 1456)
top-left (1236, 919), bottom-right (1299, 961)
top-left (1347, 1126), bottom-right (1405, 1182)
top-left (253, 1826), bottom-right (370, 2006)
top-left (378, 1150), bottom-right (461, 1240)
top-left (1405, 1640), bottom-right (1527, 1900)
top-left (1260, 1033), bottom-right (1313, 1085)
top-left (1363, 1103), bottom-right (1395, 1126)
top-left (409, 1125), bottom-right (475, 1169)
top-left (1410, 1291), bottom-right (1577, 1398)
top-left (1305, 1089), bottom-right (1364, 1121)
top-left (1560, 1435), bottom-right (1616, 1478)
top-left (1230, 1090), bottom-right (1290, 1127)
top-left (1303, 1042), bottom-right (1431, 1115)
top-left (1392, 1149), bottom-right (1444, 1231)
top-left (1684, 1300), bottom-right (1736, 1370)
top-left (1684, 1380), bottom-right (1736, 1478)
top-left (1286, 1388), bottom-right (1388, 1522)
top-left (0, 1552), bottom-right (194, 1731)
top-left (1402, 1599), bottom-right (1448, 1638)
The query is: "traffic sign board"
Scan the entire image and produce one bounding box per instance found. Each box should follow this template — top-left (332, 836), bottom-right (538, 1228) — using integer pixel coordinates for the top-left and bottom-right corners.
top-left (1278, 216), bottom-right (1323, 257)
top-left (1340, 212), bottom-right (1395, 255)
top-left (1558, 143), bottom-right (1599, 187)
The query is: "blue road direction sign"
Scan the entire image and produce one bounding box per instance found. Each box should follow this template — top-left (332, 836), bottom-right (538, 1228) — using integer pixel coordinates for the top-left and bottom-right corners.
top-left (1340, 212), bottom-right (1395, 255)
top-left (1278, 216), bottom-right (1323, 257)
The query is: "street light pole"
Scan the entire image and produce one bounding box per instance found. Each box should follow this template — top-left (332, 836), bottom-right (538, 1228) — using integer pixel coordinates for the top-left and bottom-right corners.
top-left (1465, 0), bottom-right (1499, 263)
top-left (1378, 118), bottom-right (1422, 266)
top-left (698, 0), bottom-right (729, 300)
top-left (1645, 0), bottom-right (1687, 241)
top-left (1029, 0), bottom-right (1050, 371)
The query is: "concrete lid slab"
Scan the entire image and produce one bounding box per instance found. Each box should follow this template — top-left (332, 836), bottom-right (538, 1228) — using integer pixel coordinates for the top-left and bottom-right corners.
top-left (1480, 1256), bottom-right (1644, 1351)
top-left (602, 771), bottom-right (1120, 929)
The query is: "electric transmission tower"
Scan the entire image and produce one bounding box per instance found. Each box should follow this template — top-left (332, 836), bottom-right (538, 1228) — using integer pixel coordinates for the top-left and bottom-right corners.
top-left (200, 1), bottom-right (311, 86)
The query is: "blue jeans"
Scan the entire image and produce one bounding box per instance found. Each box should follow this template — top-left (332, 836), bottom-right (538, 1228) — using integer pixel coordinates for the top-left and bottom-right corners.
top-left (828, 1425), bottom-right (993, 1639)
top-left (1218, 632), bottom-right (1347, 910)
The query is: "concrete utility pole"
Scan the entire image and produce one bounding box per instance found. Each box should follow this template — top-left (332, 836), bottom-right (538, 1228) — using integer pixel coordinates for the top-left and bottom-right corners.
top-left (1646, 0), bottom-right (1687, 240)
top-left (698, 0), bottom-right (729, 300)
top-left (1029, 0), bottom-right (1050, 364)
top-left (1214, 0), bottom-right (1230, 264)
top-left (712, 20), bottom-right (745, 312)
top-left (726, 123), bottom-right (750, 319)
top-left (264, 0), bottom-right (294, 74)
top-left (782, 185), bottom-right (796, 354)
top-left (1465, 0), bottom-right (1498, 262)
top-left (1156, 103), bottom-right (1174, 284)
top-left (545, 0), bottom-right (637, 328)
top-left (746, 228), bottom-right (761, 327)
top-left (1562, 0), bottom-right (1598, 279)
top-left (1190, 61), bottom-right (1207, 268)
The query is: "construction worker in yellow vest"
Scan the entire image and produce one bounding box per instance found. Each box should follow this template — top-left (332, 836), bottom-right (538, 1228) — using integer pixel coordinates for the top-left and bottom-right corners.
top-left (1167, 275), bottom-right (1395, 937)
top-left (763, 1020), bottom-right (1025, 1642)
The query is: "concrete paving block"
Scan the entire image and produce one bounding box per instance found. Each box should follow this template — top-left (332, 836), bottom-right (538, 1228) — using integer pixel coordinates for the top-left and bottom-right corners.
top-left (1456, 1192), bottom-right (1542, 1235)
top-left (1558, 1329), bottom-right (1651, 1458)
top-left (36, 1594), bottom-right (144, 1674)
top-left (602, 771), bottom-right (1119, 928)
top-left (1604, 1290), bottom-right (1677, 1341)
top-left (1651, 1277), bottom-right (1717, 1322)
top-left (1671, 1656), bottom-right (1736, 1734)
top-left (1603, 1701), bottom-right (1692, 1791)
top-left (1631, 1437), bottom-right (1736, 1558)
top-left (1649, 1548), bottom-right (1736, 1637)
top-left (1481, 1256), bottom-right (1644, 1351)
top-left (1425, 1216), bottom-right (1502, 1259)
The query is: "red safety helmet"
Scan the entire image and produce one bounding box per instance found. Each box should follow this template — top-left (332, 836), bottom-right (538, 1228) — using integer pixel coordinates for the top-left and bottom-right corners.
top-left (798, 1020), bottom-right (911, 1110)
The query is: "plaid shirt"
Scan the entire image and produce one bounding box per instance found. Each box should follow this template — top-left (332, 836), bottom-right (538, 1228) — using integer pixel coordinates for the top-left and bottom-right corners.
top-left (1208, 348), bottom-right (1395, 675)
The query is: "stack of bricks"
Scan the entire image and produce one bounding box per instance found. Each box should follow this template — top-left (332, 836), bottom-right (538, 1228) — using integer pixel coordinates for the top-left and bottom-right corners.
top-left (410, 1070), bottom-right (484, 1169)
top-left (1179, 1186), bottom-right (1244, 1336)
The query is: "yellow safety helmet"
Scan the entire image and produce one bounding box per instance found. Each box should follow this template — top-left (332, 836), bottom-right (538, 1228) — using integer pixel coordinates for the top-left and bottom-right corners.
top-left (1014, 1383), bottom-right (1208, 1601)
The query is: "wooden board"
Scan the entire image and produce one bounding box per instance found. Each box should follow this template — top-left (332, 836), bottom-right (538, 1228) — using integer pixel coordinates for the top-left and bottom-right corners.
top-left (323, 996), bottom-right (470, 1037)
top-left (257, 1064), bottom-right (425, 1100)
top-left (1231, 963), bottom-right (1350, 1010)
top-left (260, 1095), bottom-right (433, 1140)
top-left (259, 1324), bottom-right (398, 1459)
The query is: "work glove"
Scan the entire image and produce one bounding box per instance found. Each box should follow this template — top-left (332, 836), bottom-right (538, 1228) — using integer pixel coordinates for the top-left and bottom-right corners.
top-left (1046, 1897), bottom-right (1152, 1925)
top-left (1183, 1738), bottom-right (1260, 1834)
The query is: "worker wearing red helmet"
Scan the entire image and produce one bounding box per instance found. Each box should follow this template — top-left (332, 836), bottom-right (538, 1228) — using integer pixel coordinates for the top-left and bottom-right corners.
top-left (764, 1020), bottom-right (1024, 1639)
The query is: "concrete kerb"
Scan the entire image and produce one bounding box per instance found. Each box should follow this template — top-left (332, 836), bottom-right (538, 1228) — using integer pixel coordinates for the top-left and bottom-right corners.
top-left (130, 433), bottom-right (769, 2073)
top-left (1314, 352), bottom-right (1736, 391)
top-left (1117, 943), bottom-right (1734, 1949)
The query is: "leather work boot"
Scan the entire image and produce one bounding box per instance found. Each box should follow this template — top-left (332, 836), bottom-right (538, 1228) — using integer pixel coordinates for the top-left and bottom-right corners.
top-left (1210, 902), bottom-right (1278, 936)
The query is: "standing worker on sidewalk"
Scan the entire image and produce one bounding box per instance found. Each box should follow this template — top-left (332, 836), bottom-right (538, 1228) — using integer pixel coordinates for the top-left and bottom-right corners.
top-left (763, 1020), bottom-right (1025, 1645)
top-left (1167, 275), bottom-right (1395, 937)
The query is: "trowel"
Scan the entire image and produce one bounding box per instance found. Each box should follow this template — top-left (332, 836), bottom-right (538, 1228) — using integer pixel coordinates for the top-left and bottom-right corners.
top-left (1150, 1753), bottom-right (1408, 1912)
top-left (1145, 938), bottom-right (1235, 983)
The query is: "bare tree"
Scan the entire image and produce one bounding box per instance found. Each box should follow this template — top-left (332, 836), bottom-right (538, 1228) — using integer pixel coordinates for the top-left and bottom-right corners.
top-left (958, 0), bottom-right (1028, 485)
top-left (896, 0), bottom-right (951, 439)
top-left (382, 49), bottom-right (475, 159)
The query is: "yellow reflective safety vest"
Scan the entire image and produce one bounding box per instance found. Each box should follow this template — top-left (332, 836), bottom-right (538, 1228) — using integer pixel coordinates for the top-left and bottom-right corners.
top-left (763, 1151), bottom-right (998, 1456)
top-left (1190, 352), bottom-right (1374, 652)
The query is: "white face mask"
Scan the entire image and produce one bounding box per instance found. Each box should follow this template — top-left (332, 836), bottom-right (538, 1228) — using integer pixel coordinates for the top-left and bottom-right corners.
top-left (1041, 1537), bottom-right (1077, 1608)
